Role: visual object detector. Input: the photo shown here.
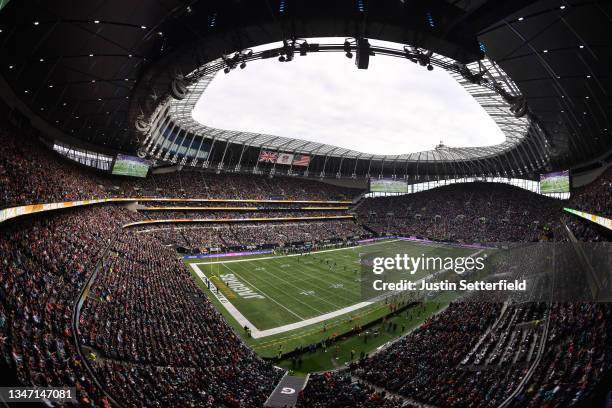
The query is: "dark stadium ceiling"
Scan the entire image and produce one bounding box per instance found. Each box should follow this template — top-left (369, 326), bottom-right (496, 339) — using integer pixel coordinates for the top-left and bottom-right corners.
top-left (0, 0), bottom-right (610, 171)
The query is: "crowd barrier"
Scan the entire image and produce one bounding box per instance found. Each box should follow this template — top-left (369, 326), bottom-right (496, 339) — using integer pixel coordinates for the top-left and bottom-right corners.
top-left (0, 198), bottom-right (352, 223)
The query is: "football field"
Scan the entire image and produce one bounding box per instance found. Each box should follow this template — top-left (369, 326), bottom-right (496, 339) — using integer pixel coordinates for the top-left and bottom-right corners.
top-left (186, 239), bottom-right (481, 351)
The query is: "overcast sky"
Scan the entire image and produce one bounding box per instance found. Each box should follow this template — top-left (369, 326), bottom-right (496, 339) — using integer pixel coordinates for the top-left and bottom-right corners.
top-left (192, 39), bottom-right (505, 156)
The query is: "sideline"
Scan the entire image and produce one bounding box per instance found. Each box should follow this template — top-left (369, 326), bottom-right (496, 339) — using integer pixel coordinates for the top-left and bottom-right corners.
top-left (190, 242), bottom-right (483, 339)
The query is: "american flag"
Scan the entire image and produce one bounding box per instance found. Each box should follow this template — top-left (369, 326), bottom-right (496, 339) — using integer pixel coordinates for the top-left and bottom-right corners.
top-left (258, 150), bottom-right (278, 163)
top-left (292, 155), bottom-right (311, 167)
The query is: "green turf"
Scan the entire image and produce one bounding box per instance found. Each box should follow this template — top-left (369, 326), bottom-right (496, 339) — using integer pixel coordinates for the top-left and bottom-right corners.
top-left (276, 301), bottom-right (450, 375)
top-left (540, 175), bottom-right (570, 193)
top-left (184, 239), bottom-right (481, 364)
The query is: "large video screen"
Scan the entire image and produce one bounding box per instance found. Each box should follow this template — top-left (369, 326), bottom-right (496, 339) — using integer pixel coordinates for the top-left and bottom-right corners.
top-left (369, 178), bottom-right (408, 193)
top-left (540, 170), bottom-right (570, 193)
top-left (111, 154), bottom-right (150, 178)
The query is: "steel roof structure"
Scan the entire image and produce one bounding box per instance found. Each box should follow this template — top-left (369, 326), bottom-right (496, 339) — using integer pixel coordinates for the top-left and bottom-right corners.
top-left (148, 50), bottom-right (532, 165)
top-left (0, 0), bottom-right (610, 178)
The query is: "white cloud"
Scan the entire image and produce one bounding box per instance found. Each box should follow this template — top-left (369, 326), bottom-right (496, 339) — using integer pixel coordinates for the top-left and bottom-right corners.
top-left (192, 39), bottom-right (505, 156)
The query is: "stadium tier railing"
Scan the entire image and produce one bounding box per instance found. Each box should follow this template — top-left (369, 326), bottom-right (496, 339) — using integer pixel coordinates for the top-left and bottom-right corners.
top-left (71, 229), bottom-right (125, 408)
top-left (122, 215), bottom-right (355, 228)
top-left (0, 198), bottom-right (353, 224)
top-left (139, 206), bottom-right (350, 211)
top-left (564, 207), bottom-right (612, 230)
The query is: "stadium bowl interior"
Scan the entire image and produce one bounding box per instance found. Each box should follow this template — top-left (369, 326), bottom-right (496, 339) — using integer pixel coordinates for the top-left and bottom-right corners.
top-left (0, 0), bottom-right (611, 407)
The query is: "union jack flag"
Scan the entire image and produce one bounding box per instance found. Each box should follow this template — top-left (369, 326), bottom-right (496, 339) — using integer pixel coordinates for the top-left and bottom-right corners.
top-left (258, 150), bottom-right (278, 163)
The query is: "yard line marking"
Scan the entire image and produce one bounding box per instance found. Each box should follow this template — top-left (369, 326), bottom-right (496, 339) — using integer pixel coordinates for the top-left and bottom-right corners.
top-left (189, 262), bottom-right (375, 339)
top-left (224, 263), bottom-right (336, 315)
top-left (250, 263), bottom-right (348, 310)
top-left (220, 263), bottom-right (307, 320)
top-left (265, 260), bottom-right (359, 303)
top-left (189, 242), bottom-right (488, 339)
top-left (189, 262), bottom-right (260, 334)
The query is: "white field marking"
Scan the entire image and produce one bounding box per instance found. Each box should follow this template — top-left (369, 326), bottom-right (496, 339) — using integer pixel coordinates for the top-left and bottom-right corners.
top-left (189, 262), bottom-right (260, 334)
top-left (250, 260), bottom-right (356, 306)
top-left (223, 265), bottom-right (338, 320)
top-left (268, 258), bottom-right (361, 302)
top-left (190, 262), bottom-right (375, 339)
top-left (254, 301), bottom-right (374, 338)
top-left (190, 244), bottom-right (486, 339)
top-left (220, 263), bottom-right (308, 319)
top-left (194, 239), bottom-right (400, 265)
top-left (225, 262), bottom-right (339, 313)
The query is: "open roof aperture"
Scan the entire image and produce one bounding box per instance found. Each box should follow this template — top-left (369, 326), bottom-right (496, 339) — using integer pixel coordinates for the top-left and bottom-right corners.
top-left (192, 39), bottom-right (505, 156)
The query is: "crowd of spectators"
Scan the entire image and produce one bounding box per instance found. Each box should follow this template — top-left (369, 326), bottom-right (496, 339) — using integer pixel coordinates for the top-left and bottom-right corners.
top-left (354, 301), bottom-right (504, 406)
top-left (296, 371), bottom-right (405, 407)
top-left (2, 115), bottom-right (612, 408)
top-left (0, 125), bottom-right (106, 208)
top-left (140, 209), bottom-right (349, 221)
top-left (0, 120), bottom-right (360, 209)
top-left (133, 219), bottom-right (368, 250)
top-left (563, 167), bottom-right (612, 241)
top-left (0, 200), bottom-right (363, 406)
top-left (79, 231), bottom-right (283, 406)
top-left (568, 167), bottom-right (612, 217)
top-left (298, 299), bottom-right (610, 408)
top-left (358, 183), bottom-right (562, 242)
top-left (511, 303), bottom-right (611, 407)
top-left (0, 206), bottom-right (133, 406)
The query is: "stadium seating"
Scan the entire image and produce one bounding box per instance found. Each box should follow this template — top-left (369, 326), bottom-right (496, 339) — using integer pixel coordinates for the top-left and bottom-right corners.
top-left (357, 182), bottom-right (562, 242)
top-left (0, 121), bottom-right (359, 209)
top-left (79, 230), bottom-right (283, 406)
top-left (563, 167), bottom-right (612, 241)
top-left (1, 117), bottom-right (612, 407)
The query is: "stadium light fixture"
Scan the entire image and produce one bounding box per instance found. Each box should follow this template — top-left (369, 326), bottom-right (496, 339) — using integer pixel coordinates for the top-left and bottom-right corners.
top-left (355, 38), bottom-right (371, 69)
top-left (278, 40), bottom-right (295, 62)
top-left (517, 17), bottom-right (524, 21)
top-left (299, 41), bottom-right (308, 56)
top-left (344, 39), bottom-right (353, 58)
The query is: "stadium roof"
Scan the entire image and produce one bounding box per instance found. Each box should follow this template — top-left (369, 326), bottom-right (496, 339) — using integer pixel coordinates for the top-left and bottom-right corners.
top-left (0, 0), bottom-right (610, 174)
top-left (161, 52), bottom-right (530, 162)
